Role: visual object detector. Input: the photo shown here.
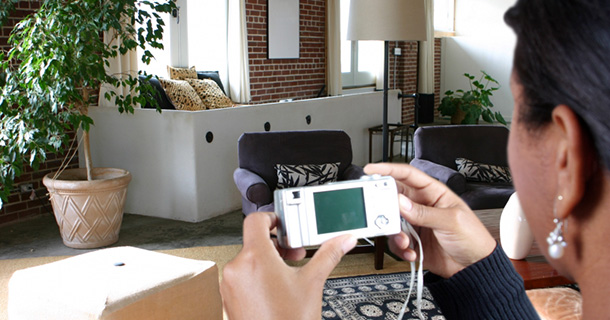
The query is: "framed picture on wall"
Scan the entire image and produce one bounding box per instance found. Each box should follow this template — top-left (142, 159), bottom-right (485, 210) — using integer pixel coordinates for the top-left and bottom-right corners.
top-left (267, 0), bottom-right (299, 59)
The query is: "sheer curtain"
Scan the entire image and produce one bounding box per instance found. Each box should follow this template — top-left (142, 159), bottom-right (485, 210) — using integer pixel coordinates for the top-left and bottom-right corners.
top-left (326, 0), bottom-right (342, 96)
top-left (227, 0), bottom-right (251, 103)
top-left (98, 28), bottom-right (139, 108)
top-left (418, 0), bottom-right (435, 94)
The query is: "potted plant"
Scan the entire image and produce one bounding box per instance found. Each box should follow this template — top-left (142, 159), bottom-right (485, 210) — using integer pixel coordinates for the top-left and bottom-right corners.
top-left (438, 71), bottom-right (507, 125)
top-left (0, 0), bottom-right (175, 248)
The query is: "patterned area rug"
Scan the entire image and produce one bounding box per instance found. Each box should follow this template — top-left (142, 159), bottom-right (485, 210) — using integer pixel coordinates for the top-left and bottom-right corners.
top-left (322, 272), bottom-right (445, 320)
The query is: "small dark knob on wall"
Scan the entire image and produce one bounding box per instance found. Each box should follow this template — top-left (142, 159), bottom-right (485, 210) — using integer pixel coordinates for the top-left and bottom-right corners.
top-left (264, 122), bottom-right (271, 132)
top-left (206, 131), bottom-right (214, 143)
top-left (306, 115), bottom-right (311, 125)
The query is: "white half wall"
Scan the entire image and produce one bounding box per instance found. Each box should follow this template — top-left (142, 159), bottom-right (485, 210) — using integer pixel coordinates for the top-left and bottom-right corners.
top-left (84, 90), bottom-right (401, 222)
top-left (441, 0), bottom-right (517, 122)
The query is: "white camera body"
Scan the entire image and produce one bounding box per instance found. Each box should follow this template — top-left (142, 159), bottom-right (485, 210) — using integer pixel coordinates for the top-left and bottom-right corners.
top-left (274, 175), bottom-right (401, 249)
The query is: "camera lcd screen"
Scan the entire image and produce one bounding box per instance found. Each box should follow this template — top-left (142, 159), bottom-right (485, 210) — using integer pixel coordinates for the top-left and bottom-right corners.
top-left (313, 187), bottom-right (367, 234)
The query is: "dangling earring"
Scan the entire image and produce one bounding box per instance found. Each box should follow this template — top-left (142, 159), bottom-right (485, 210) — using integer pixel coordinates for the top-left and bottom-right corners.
top-left (547, 195), bottom-right (567, 259)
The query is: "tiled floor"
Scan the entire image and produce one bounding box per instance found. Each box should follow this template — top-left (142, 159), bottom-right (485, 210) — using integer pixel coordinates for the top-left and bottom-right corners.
top-left (0, 210), bottom-right (244, 260)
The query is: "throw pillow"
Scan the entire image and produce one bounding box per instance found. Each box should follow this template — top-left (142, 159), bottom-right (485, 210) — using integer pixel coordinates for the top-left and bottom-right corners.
top-left (186, 78), bottom-right (234, 109)
top-left (455, 157), bottom-right (512, 183)
top-left (167, 66), bottom-right (197, 80)
top-left (158, 78), bottom-right (205, 111)
top-left (197, 71), bottom-right (226, 94)
top-left (275, 163), bottom-right (340, 189)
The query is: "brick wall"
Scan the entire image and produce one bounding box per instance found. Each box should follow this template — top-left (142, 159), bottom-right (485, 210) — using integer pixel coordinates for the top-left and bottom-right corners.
top-left (0, 1), bottom-right (39, 52)
top-left (246, 0), bottom-right (327, 103)
top-left (388, 39), bottom-right (442, 126)
top-left (0, 0), bottom-right (442, 226)
top-left (388, 41), bottom-right (420, 125)
top-left (245, 0), bottom-right (441, 120)
top-left (434, 37), bottom-right (442, 114)
top-left (0, 137), bottom-right (79, 226)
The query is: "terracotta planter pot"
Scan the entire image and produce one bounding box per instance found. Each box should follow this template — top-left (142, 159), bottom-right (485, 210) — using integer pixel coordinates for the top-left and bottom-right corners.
top-left (451, 108), bottom-right (466, 124)
top-left (43, 168), bottom-right (132, 249)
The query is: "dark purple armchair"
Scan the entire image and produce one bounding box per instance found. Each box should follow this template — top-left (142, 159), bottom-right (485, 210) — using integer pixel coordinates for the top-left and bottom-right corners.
top-left (410, 125), bottom-right (514, 210)
top-left (234, 130), bottom-right (390, 269)
top-left (233, 130), bottom-right (365, 215)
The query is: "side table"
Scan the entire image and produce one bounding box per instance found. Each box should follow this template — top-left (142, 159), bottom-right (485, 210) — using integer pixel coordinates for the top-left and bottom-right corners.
top-left (368, 123), bottom-right (409, 163)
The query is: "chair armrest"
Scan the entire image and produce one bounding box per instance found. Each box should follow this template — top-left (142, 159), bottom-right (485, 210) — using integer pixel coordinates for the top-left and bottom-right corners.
top-left (410, 159), bottom-right (466, 194)
top-left (233, 168), bottom-right (273, 206)
top-left (341, 164), bottom-right (365, 181)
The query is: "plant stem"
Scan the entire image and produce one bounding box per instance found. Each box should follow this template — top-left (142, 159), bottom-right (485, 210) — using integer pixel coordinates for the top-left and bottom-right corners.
top-left (81, 86), bottom-right (93, 181)
top-left (83, 130), bottom-right (93, 181)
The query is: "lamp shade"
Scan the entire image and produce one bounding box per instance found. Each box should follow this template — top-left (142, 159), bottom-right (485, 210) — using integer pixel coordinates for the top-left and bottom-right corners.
top-left (347, 0), bottom-right (427, 41)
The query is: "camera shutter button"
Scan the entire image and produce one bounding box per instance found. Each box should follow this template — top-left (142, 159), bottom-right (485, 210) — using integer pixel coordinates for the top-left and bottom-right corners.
top-left (375, 215), bottom-right (389, 228)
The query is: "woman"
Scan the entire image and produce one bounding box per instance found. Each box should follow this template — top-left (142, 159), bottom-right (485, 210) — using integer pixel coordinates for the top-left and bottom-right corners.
top-left (220, 0), bottom-right (610, 318)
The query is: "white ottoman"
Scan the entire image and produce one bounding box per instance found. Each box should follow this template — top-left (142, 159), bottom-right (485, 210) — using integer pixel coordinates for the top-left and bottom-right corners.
top-left (8, 247), bottom-right (222, 320)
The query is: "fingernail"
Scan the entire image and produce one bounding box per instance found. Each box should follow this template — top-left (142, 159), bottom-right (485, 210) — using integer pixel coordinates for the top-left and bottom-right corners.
top-left (342, 235), bottom-right (358, 254)
top-left (399, 194), bottom-right (413, 212)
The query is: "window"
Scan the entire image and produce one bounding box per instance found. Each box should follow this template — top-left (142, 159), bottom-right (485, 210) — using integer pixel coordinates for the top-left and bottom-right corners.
top-left (136, 1), bottom-right (171, 78)
top-left (339, 0), bottom-right (383, 89)
top-left (137, 0), bottom-right (228, 87)
top-left (434, 0), bottom-right (455, 34)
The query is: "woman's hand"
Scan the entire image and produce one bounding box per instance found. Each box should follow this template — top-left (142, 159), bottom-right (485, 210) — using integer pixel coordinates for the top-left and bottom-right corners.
top-left (220, 212), bottom-right (357, 320)
top-left (365, 163), bottom-right (496, 278)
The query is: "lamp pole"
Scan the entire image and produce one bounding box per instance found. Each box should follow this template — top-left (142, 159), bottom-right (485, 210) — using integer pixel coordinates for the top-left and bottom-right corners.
top-left (382, 40), bottom-right (390, 162)
top-left (347, 0), bottom-right (427, 163)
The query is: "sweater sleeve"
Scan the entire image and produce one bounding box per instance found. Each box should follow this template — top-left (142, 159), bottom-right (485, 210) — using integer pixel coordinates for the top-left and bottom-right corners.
top-left (424, 244), bottom-right (540, 320)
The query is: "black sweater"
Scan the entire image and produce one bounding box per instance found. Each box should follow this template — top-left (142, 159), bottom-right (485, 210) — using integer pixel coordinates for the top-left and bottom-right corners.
top-left (425, 244), bottom-right (540, 319)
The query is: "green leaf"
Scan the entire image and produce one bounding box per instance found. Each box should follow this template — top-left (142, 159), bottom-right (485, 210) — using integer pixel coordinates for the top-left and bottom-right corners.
top-left (495, 112), bottom-right (507, 125)
top-left (481, 109), bottom-right (493, 123)
top-left (440, 71), bottom-right (506, 125)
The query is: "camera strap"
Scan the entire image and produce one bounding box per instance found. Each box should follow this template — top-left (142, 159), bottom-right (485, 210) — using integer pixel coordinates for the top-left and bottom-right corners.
top-left (398, 219), bottom-right (424, 320)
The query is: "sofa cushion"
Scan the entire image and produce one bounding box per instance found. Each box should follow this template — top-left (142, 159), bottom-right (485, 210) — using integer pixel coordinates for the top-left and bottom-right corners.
top-left (274, 163), bottom-right (339, 189)
top-left (167, 66), bottom-right (197, 80)
top-left (461, 182), bottom-right (514, 210)
top-left (159, 78), bottom-right (205, 111)
top-left (186, 79), bottom-right (233, 109)
top-left (414, 125), bottom-right (510, 169)
top-left (455, 157), bottom-right (512, 183)
top-left (138, 75), bottom-right (176, 110)
top-left (197, 71), bottom-right (226, 95)
top-left (237, 131), bottom-right (354, 190)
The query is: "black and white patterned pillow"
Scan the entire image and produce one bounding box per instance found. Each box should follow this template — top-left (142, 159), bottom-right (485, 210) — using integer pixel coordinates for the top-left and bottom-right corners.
top-left (455, 157), bottom-right (512, 183)
top-left (275, 163), bottom-right (339, 189)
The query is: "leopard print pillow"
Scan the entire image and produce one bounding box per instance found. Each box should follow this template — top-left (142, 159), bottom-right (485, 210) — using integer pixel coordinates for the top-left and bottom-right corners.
top-left (159, 78), bottom-right (205, 111)
top-left (186, 79), bottom-right (234, 109)
top-left (167, 66), bottom-right (197, 80)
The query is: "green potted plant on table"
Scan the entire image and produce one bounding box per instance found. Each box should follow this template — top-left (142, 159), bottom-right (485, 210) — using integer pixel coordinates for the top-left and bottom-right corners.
top-left (439, 71), bottom-right (507, 125)
top-left (0, 0), bottom-right (175, 248)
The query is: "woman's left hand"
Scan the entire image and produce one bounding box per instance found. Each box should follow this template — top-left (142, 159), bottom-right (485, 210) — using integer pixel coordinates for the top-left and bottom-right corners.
top-left (220, 212), bottom-right (357, 320)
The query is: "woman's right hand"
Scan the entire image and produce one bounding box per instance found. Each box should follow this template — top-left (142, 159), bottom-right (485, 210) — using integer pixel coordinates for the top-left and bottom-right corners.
top-left (365, 163), bottom-right (497, 279)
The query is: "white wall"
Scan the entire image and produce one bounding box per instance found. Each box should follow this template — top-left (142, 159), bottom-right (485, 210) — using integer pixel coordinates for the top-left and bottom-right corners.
top-left (441, 0), bottom-right (517, 122)
top-left (85, 91), bottom-right (401, 222)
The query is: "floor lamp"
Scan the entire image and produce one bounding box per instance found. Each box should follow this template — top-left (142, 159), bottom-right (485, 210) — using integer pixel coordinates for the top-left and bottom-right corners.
top-left (347, 0), bottom-right (427, 162)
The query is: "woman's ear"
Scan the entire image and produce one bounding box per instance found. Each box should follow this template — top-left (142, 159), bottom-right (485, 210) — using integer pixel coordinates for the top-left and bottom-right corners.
top-left (551, 105), bottom-right (596, 219)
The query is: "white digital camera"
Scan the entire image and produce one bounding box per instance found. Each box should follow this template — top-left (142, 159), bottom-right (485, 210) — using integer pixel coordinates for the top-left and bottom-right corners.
top-left (274, 175), bottom-right (401, 249)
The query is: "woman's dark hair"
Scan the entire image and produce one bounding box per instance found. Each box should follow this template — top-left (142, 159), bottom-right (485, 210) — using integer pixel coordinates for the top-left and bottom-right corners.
top-left (504, 0), bottom-right (610, 169)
